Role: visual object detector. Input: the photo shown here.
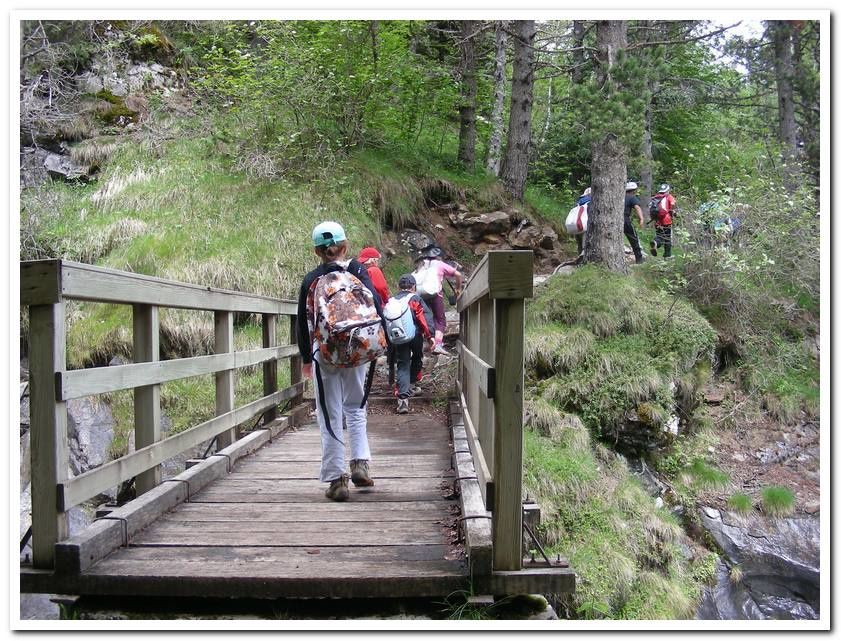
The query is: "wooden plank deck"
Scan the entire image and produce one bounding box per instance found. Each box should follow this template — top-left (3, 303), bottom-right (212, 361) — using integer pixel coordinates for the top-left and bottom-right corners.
top-left (34, 413), bottom-right (470, 599)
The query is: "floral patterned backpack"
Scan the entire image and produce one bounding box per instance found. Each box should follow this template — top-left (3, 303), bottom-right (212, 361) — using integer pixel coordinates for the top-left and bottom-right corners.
top-left (307, 268), bottom-right (388, 368)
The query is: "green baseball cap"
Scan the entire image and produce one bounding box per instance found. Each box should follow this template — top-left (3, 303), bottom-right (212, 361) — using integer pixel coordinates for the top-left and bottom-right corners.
top-left (311, 221), bottom-right (347, 247)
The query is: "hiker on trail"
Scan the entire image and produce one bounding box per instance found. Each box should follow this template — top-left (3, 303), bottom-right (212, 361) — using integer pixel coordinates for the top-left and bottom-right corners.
top-left (357, 246), bottom-right (390, 304)
top-left (411, 246), bottom-right (463, 356)
top-left (623, 181), bottom-right (646, 265)
top-left (383, 274), bottom-right (435, 415)
top-left (297, 221), bottom-right (388, 502)
top-left (565, 187), bottom-right (591, 257)
top-left (649, 183), bottom-right (676, 258)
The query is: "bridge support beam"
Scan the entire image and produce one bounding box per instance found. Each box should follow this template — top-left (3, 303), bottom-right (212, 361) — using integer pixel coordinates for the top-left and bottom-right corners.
top-left (133, 304), bottom-right (161, 495)
top-left (29, 303), bottom-right (69, 568)
top-left (492, 298), bottom-right (525, 571)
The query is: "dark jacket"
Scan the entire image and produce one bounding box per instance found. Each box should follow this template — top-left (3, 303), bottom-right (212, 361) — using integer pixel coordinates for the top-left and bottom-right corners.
top-left (296, 259), bottom-right (382, 364)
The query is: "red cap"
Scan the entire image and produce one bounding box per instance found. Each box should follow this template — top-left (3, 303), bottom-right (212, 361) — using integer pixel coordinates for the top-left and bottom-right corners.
top-left (358, 247), bottom-right (381, 261)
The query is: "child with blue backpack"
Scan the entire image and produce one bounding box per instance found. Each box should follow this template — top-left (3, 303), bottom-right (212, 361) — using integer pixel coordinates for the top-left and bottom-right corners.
top-left (297, 221), bottom-right (388, 501)
top-left (383, 274), bottom-right (434, 415)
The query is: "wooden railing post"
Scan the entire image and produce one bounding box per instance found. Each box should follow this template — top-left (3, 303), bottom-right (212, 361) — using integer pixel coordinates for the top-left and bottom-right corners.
top-left (133, 304), bottom-right (161, 495)
top-left (492, 297), bottom-right (525, 571)
top-left (215, 311), bottom-right (236, 448)
top-left (288, 315), bottom-right (303, 407)
top-left (466, 305), bottom-right (480, 439)
top-left (478, 297), bottom-right (495, 460)
top-left (262, 314), bottom-right (278, 423)
top-left (29, 302), bottom-right (69, 568)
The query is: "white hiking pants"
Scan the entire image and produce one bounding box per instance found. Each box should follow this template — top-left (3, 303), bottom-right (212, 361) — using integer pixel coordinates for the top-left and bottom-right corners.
top-left (312, 353), bottom-right (372, 483)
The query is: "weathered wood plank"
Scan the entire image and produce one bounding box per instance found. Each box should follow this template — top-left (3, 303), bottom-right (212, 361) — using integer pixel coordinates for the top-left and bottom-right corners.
top-left (227, 464), bottom-right (452, 480)
top-left (59, 383), bottom-right (305, 509)
top-left (288, 314), bottom-right (304, 407)
top-left (455, 379), bottom-right (493, 508)
top-left (457, 253), bottom-right (490, 312)
top-left (130, 521), bottom-right (447, 547)
top-left (20, 260), bottom-right (61, 305)
top-left (482, 567), bottom-right (576, 596)
top-left (159, 502), bottom-right (451, 523)
top-left (486, 251), bottom-right (534, 300)
top-left (57, 345), bottom-right (299, 400)
top-left (88, 544), bottom-right (455, 564)
top-left (133, 303), bottom-right (161, 495)
top-left (51, 259), bottom-right (298, 315)
top-left (214, 311), bottom-right (236, 448)
top-left (450, 407), bottom-right (492, 581)
top-left (492, 297), bottom-right (525, 571)
top-left (55, 420), bottom-right (291, 574)
top-left (28, 302), bottom-right (69, 568)
top-left (24, 567), bottom-right (467, 600)
top-left (262, 314), bottom-right (278, 423)
top-left (477, 296), bottom-right (496, 458)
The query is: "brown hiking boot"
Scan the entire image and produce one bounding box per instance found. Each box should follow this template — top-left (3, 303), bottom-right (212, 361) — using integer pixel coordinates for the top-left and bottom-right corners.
top-left (325, 474), bottom-right (349, 501)
top-left (350, 459), bottom-right (374, 487)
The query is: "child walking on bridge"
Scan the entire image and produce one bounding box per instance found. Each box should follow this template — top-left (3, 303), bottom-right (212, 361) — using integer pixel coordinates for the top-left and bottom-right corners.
top-left (297, 222), bottom-right (388, 501)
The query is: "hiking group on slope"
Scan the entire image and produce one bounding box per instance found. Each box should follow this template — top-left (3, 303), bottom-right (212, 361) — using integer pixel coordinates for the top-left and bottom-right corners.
top-left (296, 222), bottom-right (463, 502)
top-left (566, 182), bottom-right (678, 262)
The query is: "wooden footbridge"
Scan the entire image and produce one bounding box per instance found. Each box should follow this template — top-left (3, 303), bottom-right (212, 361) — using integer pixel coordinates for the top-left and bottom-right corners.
top-left (19, 252), bottom-right (573, 607)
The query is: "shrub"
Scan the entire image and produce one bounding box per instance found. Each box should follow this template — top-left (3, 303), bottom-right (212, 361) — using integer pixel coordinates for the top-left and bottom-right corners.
top-left (727, 492), bottom-right (753, 514)
top-left (761, 486), bottom-right (796, 516)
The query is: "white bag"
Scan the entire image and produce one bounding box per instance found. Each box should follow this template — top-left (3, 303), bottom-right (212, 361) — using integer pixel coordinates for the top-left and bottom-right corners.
top-left (565, 203), bottom-right (588, 236)
top-left (383, 296), bottom-right (416, 345)
top-left (412, 260), bottom-right (441, 298)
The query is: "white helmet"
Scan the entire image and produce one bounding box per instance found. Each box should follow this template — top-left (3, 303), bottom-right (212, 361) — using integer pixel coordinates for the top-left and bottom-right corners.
top-left (659, 183), bottom-right (671, 193)
top-left (625, 181), bottom-right (638, 191)
top-left (583, 187), bottom-right (591, 196)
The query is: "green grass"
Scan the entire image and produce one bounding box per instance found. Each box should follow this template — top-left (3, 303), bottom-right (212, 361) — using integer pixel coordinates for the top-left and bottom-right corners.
top-left (727, 492), bottom-right (753, 514)
top-left (686, 459), bottom-right (729, 488)
top-left (522, 424), bottom-right (701, 619)
top-left (761, 485), bottom-right (796, 516)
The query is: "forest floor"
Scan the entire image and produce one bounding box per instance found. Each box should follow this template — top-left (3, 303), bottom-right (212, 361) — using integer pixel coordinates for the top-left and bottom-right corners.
top-left (695, 379), bottom-right (821, 517)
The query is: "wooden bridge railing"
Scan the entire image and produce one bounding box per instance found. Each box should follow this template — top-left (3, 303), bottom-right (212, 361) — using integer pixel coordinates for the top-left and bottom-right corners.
top-left (456, 250), bottom-right (533, 572)
top-left (21, 260), bottom-right (306, 569)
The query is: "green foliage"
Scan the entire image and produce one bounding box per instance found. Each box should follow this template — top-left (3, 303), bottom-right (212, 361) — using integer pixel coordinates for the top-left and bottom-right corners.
top-left (727, 492), bottom-right (753, 514)
top-left (686, 459), bottom-right (729, 488)
top-left (526, 265), bottom-right (716, 435)
top-left (524, 426), bottom-right (697, 619)
top-left (760, 485), bottom-right (796, 516)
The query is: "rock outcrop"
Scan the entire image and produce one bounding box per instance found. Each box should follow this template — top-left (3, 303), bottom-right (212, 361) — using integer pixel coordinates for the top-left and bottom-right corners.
top-left (698, 507), bottom-right (820, 619)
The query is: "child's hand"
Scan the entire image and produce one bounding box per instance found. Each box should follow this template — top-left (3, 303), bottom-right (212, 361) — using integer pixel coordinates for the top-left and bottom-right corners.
top-left (302, 363), bottom-right (313, 379)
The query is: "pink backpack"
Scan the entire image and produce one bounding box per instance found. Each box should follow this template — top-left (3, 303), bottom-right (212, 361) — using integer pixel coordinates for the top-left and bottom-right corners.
top-left (307, 269), bottom-right (387, 368)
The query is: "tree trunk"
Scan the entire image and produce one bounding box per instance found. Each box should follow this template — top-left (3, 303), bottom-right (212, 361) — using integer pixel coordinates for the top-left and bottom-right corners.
top-left (538, 77), bottom-right (553, 149)
top-left (770, 20), bottom-right (799, 191)
top-left (584, 20), bottom-right (628, 273)
top-left (500, 20), bottom-right (536, 201)
top-left (457, 20), bottom-right (479, 170)
top-left (486, 20), bottom-right (508, 176)
top-left (586, 134), bottom-right (628, 273)
top-left (641, 92), bottom-right (653, 197)
top-left (569, 20), bottom-right (588, 189)
top-left (792, 21), bottom-right (820, 191)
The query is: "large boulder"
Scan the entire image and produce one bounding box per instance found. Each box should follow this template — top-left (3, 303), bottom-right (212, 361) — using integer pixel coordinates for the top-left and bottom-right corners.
top-left (67, 397), bottom-right (116, 476)
top-left (20, 147), bottom-right (51, 187)
top-left (398, 229), bottom-right (435, 255)
top-left (699, 507), bottom-right (820, 619)
top-left (44, 152), bottom-right (93, 182)
top-left (452, 210), bottom-right (512, 241)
